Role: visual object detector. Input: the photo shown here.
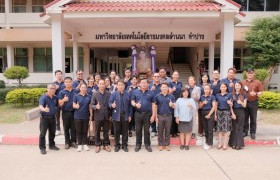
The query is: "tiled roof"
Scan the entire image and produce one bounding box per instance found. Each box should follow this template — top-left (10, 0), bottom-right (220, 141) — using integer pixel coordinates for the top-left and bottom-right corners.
top-left (63, 1), bottom-right (222, 12)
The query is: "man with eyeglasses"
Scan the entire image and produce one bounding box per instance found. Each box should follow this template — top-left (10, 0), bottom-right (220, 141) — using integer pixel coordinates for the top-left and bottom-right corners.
top-left (72, 70), bottom-right (86, 93)
top-left (210, 70), bottom-right (221, 96)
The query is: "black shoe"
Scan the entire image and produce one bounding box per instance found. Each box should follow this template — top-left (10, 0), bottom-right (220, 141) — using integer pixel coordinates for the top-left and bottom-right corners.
top-left (65, 144), bottom-right (70, 150)
top-left (114, 146), bottom-right (120, 152)
top-left (251, 133), bottom-right (256, 139)
top-left (191, 133), bottom-right (195, 139)
top-left (243, 132), bottom-right (248, 137)
top-left (40, 149), bottom-right (46, 155)
top-left (145, 146), bottom-right (152, 152)
top-left (71, 142), bottom-right (78, 148)
top-left (123, 146), bottom-right (129, 152)
top-left (185, 145), bottom-right (190, 150)
top-left (49, 146), bottom-right (60, 151)
top-left (129, 131), bottom-right (133, 137)
top-left (134, 145), bottom-right (141, 152)
top-left (180, 145), bottom-right (185, 150)
top-left (236, 147), bottom-right (241, 150)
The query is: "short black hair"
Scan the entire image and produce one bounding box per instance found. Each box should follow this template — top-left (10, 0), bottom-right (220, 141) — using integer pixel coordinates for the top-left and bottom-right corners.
top-left (161, 82), bottom-right (169, 87)
top-left (54, 70), bottom-right (62, 75)
top-left (117, 80), bottom-right (125, 85)
top-left (76, 70), bottom-right (83, 74)
top-left (64, 76), bottom-right (72, 81)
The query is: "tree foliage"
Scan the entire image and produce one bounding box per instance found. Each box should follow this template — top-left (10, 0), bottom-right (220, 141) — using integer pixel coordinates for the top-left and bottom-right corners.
top-left (3, 66), bottom-right (29, 86)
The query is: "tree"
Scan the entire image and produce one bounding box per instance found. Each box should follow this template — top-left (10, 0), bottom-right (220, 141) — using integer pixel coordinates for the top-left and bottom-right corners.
top-left (4, 66), bottom-right (29, 86)
top-left (245, 15), bottom-right (280, 90)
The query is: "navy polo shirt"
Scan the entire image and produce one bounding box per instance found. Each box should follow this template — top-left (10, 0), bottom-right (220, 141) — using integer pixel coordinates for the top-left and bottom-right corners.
top-left (210, 80), bottom-right (221, 96)
top-left (221, 78), bottom-right (240, 93)
top-left (198, 83), bottom-right (212, 96)
top-left (131, 89), bottom-right (155, 113)
top-left (149, 83), bottom-right (162, 95)
top-left (124, 78), bottom-right (132, 90)
top-left (58, 89), bottom-right (76, 111)
top-left (169, 81), bottom-right (183, 99)
top-left (199, 95), bottom-right (216, 110)
top-left (72, 79), bottom-right (86, 93)
top-left (54, 81), bottom-right (65, 96)
top-left (73, 93), bottom-right (91, 120)
top-left (233, 93), bottom-right (247, 109)
top-left (154, 93), bottom-right (175, 115)
top-left (39, 94), bottom-right (58, 117)
top-left (215, 93), bottom-right (232, 110)
top-left (87, 86), bottom-right (95, 97)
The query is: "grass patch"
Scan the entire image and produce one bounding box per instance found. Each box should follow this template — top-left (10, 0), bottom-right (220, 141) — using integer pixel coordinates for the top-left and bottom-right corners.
top-left (0, 104), bottom-right (36, 124)
top-left (259, 108), bottom-right (280, 125)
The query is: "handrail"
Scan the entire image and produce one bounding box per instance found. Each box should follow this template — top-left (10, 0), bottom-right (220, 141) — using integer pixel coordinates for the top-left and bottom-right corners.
top-left (167, 50), bottom-right (174, 74)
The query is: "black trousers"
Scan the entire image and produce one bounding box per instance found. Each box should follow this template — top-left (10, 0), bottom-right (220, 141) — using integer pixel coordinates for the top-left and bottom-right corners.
top-left (198, 110), bottom-right (204, 134)
top-left (75, 119), bottom-right (89, 145)
top-left (158, 114), bottom-right (172, 146)
top-left (229, 109), bottom-right (245, 147)
top-left (129, 109), bottom-right (135, 132)
top-left (55, 107), bottom-right (61, 131)
top-left (170, 112), bottom-right (178, 135)
top-left (95, 119), bottom-right (110, 146)
top-left (201, 110), bottom-right (215, 146)
top-left (62, 111), bottom-right (76, 145)
top-left (244, 100), bottom-right (258, 134)
top-left (135, 111), bottom-right (151, 147)
top-left (39, 116), bottom-right (56, 150)
top-left (113, 113), bottom-right (129, 147)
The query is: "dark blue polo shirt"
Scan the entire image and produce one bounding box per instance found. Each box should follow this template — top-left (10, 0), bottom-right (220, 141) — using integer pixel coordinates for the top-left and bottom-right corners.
top-left (210, 80), bottom-right (221, 96)
top-left (220, 78), bottom-right (240, 93)
top-left (58, 89), bottom-right (76, 111)
top-left (72, 79), bottom-right (86, 93)
top-left (154, 93), bottom-right (175, 115)
top-left (131, 89), bottom-right (155, 113)
top-left (39, 94), bottom-right (58, 117)
top-left (215, 93), bottom-right (232, 110)
top-left (199, 95), bottom-right (216, 110)
top-left (232, 93), bottom-right (247, 109)
top-left (54, 81), bottom-right (65, 96)
top-left (87, 86), bottom-right (95, 97)
top-left (124, 78), bottom-right (132, 90)
top-left (169, 81), bottom-right (183, 99)
top-left (198, 83), bottom-right (212, 96)
top-left (73, 93), bottom-right (91, 120)
top-left (149, 83), bottom-right (161, 95)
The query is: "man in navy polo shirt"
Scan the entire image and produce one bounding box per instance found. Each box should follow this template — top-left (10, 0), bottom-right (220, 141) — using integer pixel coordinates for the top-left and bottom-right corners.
top-left (154, 82), bottom-right (176, 151)
top-left (72, 70), bottom-right (86, 93)
top-left (109, 80), bottom-right (132, 152)
top-left (59, 77), bottom-right (77, 149)
top-left (54, 70), bottom-right (65, 136)
top-left (210, 70), bottom-right (221, 96)
top-left (221, 68), bottom-right (240, 93)
top-left (148, 72), bottom-right (161, 137)
top-left (38, 83), bottom-right (60, 155)
top-left (131, 78), bottom-right (156, 152)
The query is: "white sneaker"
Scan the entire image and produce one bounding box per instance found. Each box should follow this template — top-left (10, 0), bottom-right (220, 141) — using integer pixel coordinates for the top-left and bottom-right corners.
top-left (203, 144), bottom-right (211, 150)
top-left (55, 130), bottom-right (61, 136)
top-left (83, 145), bottom-right (90, 151)
top-left (77, 145), bottom-right (82, 152)
top-left (151, 132), bottom-right (156, 137)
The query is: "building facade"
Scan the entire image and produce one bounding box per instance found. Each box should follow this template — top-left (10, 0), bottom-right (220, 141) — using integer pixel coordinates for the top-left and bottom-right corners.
top-left (0, 0), bottom-right (279, 89)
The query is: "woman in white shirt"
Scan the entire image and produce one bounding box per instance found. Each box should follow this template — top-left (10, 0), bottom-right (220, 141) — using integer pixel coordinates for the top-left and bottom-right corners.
top-left (175, 87), bottom-right (197, 150)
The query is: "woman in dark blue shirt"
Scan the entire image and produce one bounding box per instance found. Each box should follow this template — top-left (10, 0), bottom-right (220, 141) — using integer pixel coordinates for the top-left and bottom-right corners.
top-left (199, 84), bottom-right (216, 150)
top-left (215, 82), bottom-right (233, 150)
top-left (87, 75), bottom-right (96, 97)
top-left (229, 82), bottom-right (247, 150)
top-left (73, 83), bottom-right (92, 152)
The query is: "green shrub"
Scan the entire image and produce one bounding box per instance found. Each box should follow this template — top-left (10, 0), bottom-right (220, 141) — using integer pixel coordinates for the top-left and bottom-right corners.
top-left (5, 88), bottom-right (46, 106)
top-left (3, 66), bottom-right (29, 86)
top-left (242, 69), bottom-right (268, 82)
top-left (259, 91), bottom-right (280, 109)
top-left (0, 88), bottom-right (15, 104)
top-left (0, 80), bottom-right (5, 88)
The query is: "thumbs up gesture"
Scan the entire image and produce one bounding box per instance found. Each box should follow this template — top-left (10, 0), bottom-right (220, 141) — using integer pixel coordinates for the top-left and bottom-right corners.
top-left (169, 99), bottom-right (173, 107)
top-left (203, 100), bottom-right (208, 105)
top-left (96, 102), bottom-right (101, 110)
top-left (112, 101), bottom-right (117, 109)
top-left (151, 85), bottom-right (155, 91)
top-left (76, 102), bottom-right (80, 109)
top-left (237, 99), bottom-right (242, 104)
top-left (136, 102), bottom-right (141, 109)
top-left (63, 95), bottom-right (69, 102)
top-left (45, 105), bottom-right (50, 112)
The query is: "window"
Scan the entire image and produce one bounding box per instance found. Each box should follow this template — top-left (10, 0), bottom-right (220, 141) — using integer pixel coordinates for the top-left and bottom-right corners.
top-left (234, 0), bottom-right (248, 11)
top-left (78, 47), bottom-right (84, 70)
top-left (65, 47), bottom-right (84, 73)
top-left (266, 0), bottom-right (280, 11)
top-left (12, 0), bottom-right (27, 13)
top-left (249, 0), bottom-right (264, 11)
top-left (0, 0), bottom-right (5, 13)
top-left (15, 48), bottom-right (28, 68)
top-left (203, 48), bottom-right (221, 71)
top-left (33, 48), bottom-right (52, 72)
top-left (32, 0), bottom-right (52, 13)
top-left (0, 48), bottom-right (7, 73)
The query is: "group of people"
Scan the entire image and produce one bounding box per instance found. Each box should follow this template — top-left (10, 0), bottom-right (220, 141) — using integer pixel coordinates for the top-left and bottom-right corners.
top-left (38, 66), bottom-right (263, 155)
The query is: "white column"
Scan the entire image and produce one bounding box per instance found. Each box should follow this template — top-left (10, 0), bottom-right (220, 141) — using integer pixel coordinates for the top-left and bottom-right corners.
top-left (220, 13), bottom-right (234, 79)
top-left (51, 14), bottom-right (65, 80)
top-left (73, 40), bottom-right (78, 76)
top-left (28, 47), bottom-right (34, 73)
top-left (7, 44), bottom-right (14, 68)
top-left (208, 41), bottom-right (215, 77)
top-left (84, 45), bottom-right (90, 76)
top-left (5, 0), bottom-right (10, 29)
top-left (26, 0), bottom-right (32, 12)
